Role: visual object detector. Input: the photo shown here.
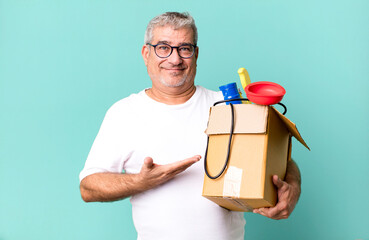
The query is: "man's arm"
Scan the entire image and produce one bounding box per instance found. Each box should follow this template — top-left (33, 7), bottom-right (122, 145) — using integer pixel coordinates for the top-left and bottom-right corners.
top-left (253, 159), bottom-right (301, 219)
top-left (80, 155), bottom-right (201, 202)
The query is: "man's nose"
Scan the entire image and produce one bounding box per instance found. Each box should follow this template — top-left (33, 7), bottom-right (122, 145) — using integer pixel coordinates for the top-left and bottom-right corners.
top-left (167, 48), bottom-right (183, 65)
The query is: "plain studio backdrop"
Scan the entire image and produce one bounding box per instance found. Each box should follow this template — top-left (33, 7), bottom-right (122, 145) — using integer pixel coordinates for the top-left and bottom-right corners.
top-left (0, 0), bottom-right (368, 239)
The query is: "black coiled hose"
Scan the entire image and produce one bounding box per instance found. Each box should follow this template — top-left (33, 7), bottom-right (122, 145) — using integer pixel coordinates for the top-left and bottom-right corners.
top-left (203, 98), bottom-right (287, 179)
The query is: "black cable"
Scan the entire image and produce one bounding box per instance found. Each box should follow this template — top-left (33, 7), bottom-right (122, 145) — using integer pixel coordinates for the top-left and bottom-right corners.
top-left (203, 98), bottom-right (287, 180)
top-left (204, 103), bottom-right (234, 179)
top-left (214, 98), bottom-right (287, 115)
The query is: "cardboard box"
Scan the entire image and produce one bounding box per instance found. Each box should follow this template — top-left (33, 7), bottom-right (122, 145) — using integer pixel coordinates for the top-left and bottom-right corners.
top-left (202, 104), bottom-right (309, 212)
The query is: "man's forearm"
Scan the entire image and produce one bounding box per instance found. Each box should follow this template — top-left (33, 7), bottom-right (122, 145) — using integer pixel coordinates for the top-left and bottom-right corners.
top-left (80, 172), bottom-right (145, 202)
top-left (80, 155), bottom-right (201, 203)
top-left (285, 159), bottom-right (301, 195)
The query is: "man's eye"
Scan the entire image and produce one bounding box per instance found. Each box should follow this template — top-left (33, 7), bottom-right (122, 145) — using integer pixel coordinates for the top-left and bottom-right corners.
top-left (157, 45), bottom-right (170, 51)
top-left (179, 46), bottom-right (191, 52)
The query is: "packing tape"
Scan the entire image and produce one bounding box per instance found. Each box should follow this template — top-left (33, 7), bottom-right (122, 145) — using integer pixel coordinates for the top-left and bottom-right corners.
top-left (223, 166), bottom-right (243, 198)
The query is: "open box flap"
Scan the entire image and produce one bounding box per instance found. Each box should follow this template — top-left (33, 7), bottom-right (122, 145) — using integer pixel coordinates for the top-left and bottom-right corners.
top-left (271, 106), bottom-right (310, 150)
top-left (205, 104), bottom-right (268, 135)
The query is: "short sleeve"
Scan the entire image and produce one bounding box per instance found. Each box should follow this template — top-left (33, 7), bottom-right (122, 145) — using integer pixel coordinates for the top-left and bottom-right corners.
top-left (79, 102), bottom-right (132, 182)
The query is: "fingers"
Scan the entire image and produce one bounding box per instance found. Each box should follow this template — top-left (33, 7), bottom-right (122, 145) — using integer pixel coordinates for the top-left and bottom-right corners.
top-left (253, 208), bottom-right (266, 216)
top-left (175, 155), bottom-right (201, 167)
top-left (253, 205), bottom-right (288, 220)
top-left (254, 206), bottom-right (281, 219)
top-left (273, 175), bottom-right (285, 189)
top-left (141, 155), bottom-right (201, 176)
top-left (165, 155), bottom-right (200, 169)
top-left (253, 208), bottom-right (275, 219)
top-left (180, 155), bottom-right (202, 163)
top-left (143, 157), bottom-right (154, 169)
top-left (253, 175), bottom-right (296, 220)
top-left (138, 155), bottom-right (201, 190)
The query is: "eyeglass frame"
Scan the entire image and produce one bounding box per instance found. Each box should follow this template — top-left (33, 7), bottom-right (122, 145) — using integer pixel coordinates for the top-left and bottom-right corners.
top-left (146, 43), bottom-right (197, 59)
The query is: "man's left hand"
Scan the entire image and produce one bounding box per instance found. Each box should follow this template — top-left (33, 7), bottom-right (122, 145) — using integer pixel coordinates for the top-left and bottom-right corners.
top-left (253, 174), bottom-right (301, 220)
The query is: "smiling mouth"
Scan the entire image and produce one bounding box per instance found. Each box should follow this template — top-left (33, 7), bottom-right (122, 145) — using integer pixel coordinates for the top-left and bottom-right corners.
top-left (164, 68), bottom-right (184, 71)
top-left (163, 69), bottom-right (185, 75)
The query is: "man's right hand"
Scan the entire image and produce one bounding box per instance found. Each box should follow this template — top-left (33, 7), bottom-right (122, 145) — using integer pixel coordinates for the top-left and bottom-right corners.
top-left (138, 155), bottom-right (201, 191)
top-left (80, 155), bottom-right (201, 202)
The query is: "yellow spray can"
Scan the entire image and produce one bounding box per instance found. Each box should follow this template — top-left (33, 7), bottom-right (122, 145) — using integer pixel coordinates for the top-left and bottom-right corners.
top-left (238, 67), bottom-right (251, 104)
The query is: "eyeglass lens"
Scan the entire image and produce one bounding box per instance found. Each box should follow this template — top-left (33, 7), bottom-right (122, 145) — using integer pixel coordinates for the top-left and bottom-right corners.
top-left (154, 44), bottom-right (195, 58)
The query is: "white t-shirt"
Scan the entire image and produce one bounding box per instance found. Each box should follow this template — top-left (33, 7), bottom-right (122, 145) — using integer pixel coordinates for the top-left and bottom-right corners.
top-left (80, 86), bottom-right (246, 240)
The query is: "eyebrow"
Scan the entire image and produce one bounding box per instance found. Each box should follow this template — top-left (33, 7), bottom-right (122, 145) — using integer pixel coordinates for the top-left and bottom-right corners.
top-left (156, 40), bottom-right (194, 46)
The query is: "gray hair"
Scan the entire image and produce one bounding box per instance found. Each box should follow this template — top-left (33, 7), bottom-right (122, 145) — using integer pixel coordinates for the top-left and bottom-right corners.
top-left (144, 12), bottom-right (198, 45)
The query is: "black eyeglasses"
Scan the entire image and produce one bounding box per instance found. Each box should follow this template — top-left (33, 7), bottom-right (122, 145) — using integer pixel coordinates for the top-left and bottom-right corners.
top-left (147, 43), bottom-right (197, 59)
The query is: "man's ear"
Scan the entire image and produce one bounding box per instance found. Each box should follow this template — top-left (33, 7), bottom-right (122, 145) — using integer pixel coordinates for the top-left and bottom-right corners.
top-left (195, 46), bottom-right (199, 60)
top-left (142, 45), bottom-right (149, 66)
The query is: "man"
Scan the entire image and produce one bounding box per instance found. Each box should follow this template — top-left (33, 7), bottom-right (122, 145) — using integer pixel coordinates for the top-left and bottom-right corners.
top-left (79, 12), bottom-right (301, 240)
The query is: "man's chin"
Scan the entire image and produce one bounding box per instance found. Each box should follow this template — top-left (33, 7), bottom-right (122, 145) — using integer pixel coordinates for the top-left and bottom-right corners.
top-left (160, 77), bottom-right (188, 88)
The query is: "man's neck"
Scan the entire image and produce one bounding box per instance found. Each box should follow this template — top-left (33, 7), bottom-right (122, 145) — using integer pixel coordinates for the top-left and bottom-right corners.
top-left (145, 85), bottom-right (196, 105)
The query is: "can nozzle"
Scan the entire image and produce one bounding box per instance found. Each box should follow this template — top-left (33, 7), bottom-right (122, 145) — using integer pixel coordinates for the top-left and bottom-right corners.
top-left (238, 67), bottom-right (251, 104)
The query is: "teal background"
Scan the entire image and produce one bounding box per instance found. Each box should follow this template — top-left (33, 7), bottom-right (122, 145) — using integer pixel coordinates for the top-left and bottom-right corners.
top-left (1, 0), bottom-right (368, 239)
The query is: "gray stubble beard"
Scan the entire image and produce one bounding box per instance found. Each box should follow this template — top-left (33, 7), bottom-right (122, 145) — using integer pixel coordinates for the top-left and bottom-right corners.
top-left (159, 73), bottom-right (189, 88)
